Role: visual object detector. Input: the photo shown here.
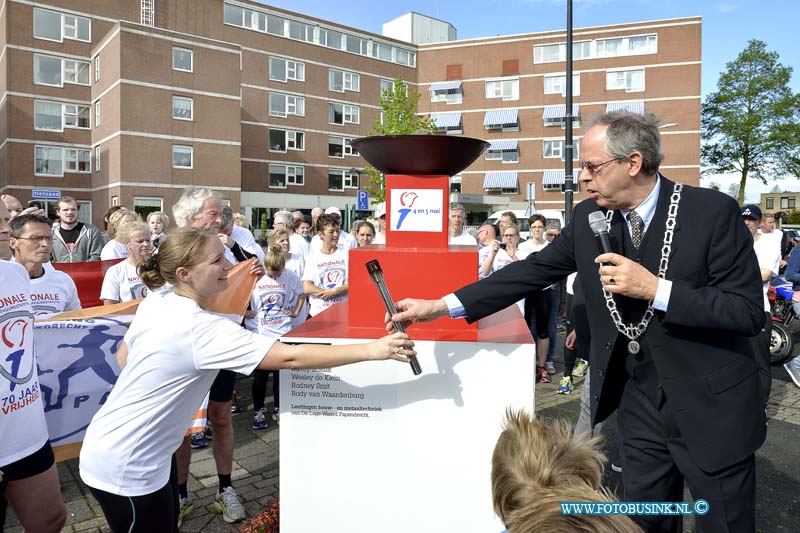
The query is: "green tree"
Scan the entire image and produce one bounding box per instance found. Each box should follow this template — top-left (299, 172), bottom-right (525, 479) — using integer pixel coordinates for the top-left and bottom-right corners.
top-left (363, 77), bottom-right (436, 203)
top-left (702, 39), bottom-right (800, 205)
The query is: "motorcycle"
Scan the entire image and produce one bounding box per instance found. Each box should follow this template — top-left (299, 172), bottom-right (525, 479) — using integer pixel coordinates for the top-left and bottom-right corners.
top-left (768, 275), bottom-right (796, 364)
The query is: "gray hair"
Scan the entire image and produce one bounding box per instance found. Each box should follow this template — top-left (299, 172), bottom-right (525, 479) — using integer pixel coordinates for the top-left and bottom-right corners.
top-left (450, 202), bottom-right (466, 215)
top-left (590, 111), bottom-right (664, 175)
top-left (172, 187), bottom-right (221, 228)
top-left (220, 205), bottom-right (234, 231)
top-left (274, 210), bottom-right (293, 226)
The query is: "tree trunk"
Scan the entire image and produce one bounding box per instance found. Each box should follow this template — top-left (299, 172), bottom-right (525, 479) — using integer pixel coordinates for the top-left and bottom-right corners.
top-left (737, 168), bottom-right (748, 205)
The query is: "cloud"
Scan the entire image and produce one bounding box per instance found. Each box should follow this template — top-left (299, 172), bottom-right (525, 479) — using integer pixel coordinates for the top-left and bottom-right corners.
top-left (718, 3), bottom-right (738, 13)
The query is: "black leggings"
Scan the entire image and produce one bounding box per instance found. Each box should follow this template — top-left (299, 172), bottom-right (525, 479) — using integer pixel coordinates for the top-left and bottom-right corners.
top-left (524, 289), bottom-right (552, 339)
top-left (89, 455), bottom-right (179, 533)
top-left (252, 369), bottom-right (279, 411)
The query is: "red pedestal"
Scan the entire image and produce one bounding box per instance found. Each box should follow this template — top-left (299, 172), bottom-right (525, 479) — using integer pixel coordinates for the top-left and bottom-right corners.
top-left (347, 245), bottom-right (478, 334)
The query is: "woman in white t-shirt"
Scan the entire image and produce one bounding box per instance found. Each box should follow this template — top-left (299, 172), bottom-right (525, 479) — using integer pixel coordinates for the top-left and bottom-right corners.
top-left (270, 227), bottom-right (307, 327)
top-left (79, 227), bottom-right (414, 532)
top-left (100, 209), bottom-right (139, 260)
top-left (0, 260), bottom-right (67, 532)
top-left (245, 245), bottom-right (305, 429)
top-left (303, 214), bottom-right (349, 317)
top-left (100, 221), bottom-right (153, 304)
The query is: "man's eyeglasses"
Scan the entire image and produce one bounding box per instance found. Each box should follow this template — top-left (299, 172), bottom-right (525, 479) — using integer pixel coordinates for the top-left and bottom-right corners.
top-left (16, 236), bottom-right (53, 244)
top-left (502, 233), bottom-right (518, 238)
top-left (579, 158), bottom-right (621, 176)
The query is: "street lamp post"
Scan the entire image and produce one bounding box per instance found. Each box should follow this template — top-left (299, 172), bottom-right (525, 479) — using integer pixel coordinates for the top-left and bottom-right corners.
top-left (563, 0), bottom-right (575, 226)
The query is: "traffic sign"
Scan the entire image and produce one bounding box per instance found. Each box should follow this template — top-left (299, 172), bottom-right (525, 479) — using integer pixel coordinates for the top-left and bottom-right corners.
top-left (357, 189), bottom-right (369, 210)
top-left (32, 189), bottom-right (61, 199)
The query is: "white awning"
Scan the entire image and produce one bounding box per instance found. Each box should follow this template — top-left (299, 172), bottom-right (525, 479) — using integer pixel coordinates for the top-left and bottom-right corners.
top-left (542, 169), bottom-right (580, 185)
top-left (429, 81), bottom-right (462, 92)
top-left (483, 171), bottom-right (518, 189)
top-left (488, 139), bottom-right (519, 151)
top-left (606, 100), bottom-right (645, 115)
top-left (429, 112), bottom-right (462, 128)
top-left (484, 108), bottom-right (519, 128)
top-left (542, 104), bottom-right (580, 119)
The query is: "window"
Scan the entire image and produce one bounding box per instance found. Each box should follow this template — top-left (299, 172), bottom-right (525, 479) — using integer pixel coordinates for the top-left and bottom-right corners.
top-left (329, 69), bottom-right (359, 92)
top-left (485, 78), bottom-right (519, 101)
top-left (34, 100), bottom-right (63, 131)
top-left (269, 57), bottom-right (304, 82)
top-left (269, 92), bottom-right (305, 117)
top-left (172, 47), bottom-right (193, 72)
top-left (380, 79), bottom-right (393, 95)
top-left (328, 136), bottom-right (357, 158)
top-left (607, 69), bottom-right (645, 92)
top-left (543, 74), bottom-right (580, 96)
top-left (543, 140), bottom-right (579, 160)
top-left (288, 20), bottom-right (313, 42)
top-left (628, 35), bottom-right (658, 55)
top-left (172, 96), bottom-right (193, 120)
top-left (95, 146), bottom-right (100, 172)
top-left (328, 169), bottom-right (358, 191)
top-left (33, 54), bottom-right (63, 86)
top-left (173, 145), bottom-right (193, 168)
top-left (450, 175), bottom-right (462, 193)
top-left (268, 164), bottom-right (304, 188)
top-left (596, 38), bottom-right (623, 58)
top-left (766, 197), bottom-right (774, 210)
top-left (781, 197), bottom-right (796, 210)
top-left (430, 84), bottom-right (462, 104)
top-left (320, 28), bottom-right (343, 49)
top-left (486, 148), bottom-right (519, 163)
top-left (534, 36), bottom-right (654, 63)
top-left (65, 148), bottom-right (91, 172)
top-left (64, 104), bottom-right (90, 129)
top-left (267, 14), bottom-right (285, 35)
top-left (94, 56), bottom-right (100, 82)
top-left (346, 35), bottom-right (368, 55)
top-left (328, 103), bottom-right (359, 125)
top-left (63, 59), bottom-right (90, 85)
top-left (224, 3), bottom-right (244, 25)
top-left (269, 129), bottom-right (304, 152)
top-left (133, 197), bottom-right (163, 220)
top-left (544, 116), bottom-right (581, 129)
top-left (372, 42), bottom-right (392, 61)
top-left (35, 146), bottom-right (63, 176)
top-left (95, 101), bottom-right (100, 128)
top-left (34, 8), bottom-right (90, 43)
top-left (573, 41), bottom-right (592, 60)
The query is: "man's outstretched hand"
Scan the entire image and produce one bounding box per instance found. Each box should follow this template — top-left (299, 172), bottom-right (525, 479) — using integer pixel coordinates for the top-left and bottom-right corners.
top-left (385, 298), bottom-right (449, 332)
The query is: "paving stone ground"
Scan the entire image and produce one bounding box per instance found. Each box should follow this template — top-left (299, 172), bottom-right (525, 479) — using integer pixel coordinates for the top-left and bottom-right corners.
top-left (5, 332), bottom-right (799, 531)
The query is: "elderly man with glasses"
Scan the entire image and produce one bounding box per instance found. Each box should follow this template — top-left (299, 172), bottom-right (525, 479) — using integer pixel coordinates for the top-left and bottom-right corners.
top-left (388, 111), bottom-right (766, 532)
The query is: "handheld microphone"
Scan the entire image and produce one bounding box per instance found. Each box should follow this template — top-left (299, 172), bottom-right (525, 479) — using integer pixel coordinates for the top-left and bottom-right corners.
top-left (588, 211), bottom-right (612, 263)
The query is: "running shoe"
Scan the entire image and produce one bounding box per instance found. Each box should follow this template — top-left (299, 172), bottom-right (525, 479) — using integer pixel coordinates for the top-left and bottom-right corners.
top-left (556, 376), bottom-right (573, 394)
top-left (252, 407), bottom-right (268, 430)
top-left (545, 361), bottom-right (557, 374)
top-left (537, 366), bottom-right (551, 384)
top-left (272, 407), bottom-right (280, 422)
top-left (178, 495), bottom-right (194, 528)
top-left (214, 486), bottom-right (247, 523)
top-left (189, 432), bottom-right (207, 449)
top-left (573, 359), bottom-right (588, 378)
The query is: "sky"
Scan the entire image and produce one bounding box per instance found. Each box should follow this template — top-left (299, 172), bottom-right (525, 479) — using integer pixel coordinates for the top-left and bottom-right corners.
top-left (257, 0), bottom-right (800, 203)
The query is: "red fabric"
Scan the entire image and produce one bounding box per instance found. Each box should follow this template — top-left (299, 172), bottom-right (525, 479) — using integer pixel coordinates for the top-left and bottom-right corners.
top-left (51, 259), bottom-right (124, 309)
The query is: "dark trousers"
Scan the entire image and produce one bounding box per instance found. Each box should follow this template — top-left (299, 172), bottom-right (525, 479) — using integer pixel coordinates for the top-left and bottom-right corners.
top-left (89, 455), bottom-right (179, 533)
top-left (617, 382), bottom-right (756, 532)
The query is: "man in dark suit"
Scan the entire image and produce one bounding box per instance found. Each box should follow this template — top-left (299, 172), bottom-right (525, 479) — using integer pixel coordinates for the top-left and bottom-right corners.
top-left (390, 111), bottom-right (766, 532)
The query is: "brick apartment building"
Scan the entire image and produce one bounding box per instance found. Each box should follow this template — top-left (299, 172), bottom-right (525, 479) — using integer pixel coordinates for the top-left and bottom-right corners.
top-left (0, 0), bottom-right (701, 228)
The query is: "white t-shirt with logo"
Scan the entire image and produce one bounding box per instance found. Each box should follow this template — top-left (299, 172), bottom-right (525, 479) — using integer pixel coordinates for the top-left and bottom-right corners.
top-left (449, 230), bottom-right (478, 246)
top-left (0, 261), bottom-right (49, 468)
top-left (302, 248), bottom-right (349, 317)
top-left (29, 268), bottom-right (82, 318)
top-left (246, 270), bottom-right (304, 338)
top-left (100, 261), bottom-right (149, 302)
top-left (289, 232), bottom-right (310, 261)
top-left (79, 289), bottom-right (274, 496)
top-left (100, 239), bottom-right (129, 260)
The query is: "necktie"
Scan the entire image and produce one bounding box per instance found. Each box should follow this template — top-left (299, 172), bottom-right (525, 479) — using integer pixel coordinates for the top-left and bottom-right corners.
top-left (628, 210), bottom-right (644, 249)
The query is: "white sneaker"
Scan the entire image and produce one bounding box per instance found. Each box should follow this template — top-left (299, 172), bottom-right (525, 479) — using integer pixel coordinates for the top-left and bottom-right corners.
top-left (785, 362), bottom-right (800, 389)
top-left (272, 407), bottom-right (280, 422)
top-left (545, 361), bottom-right (557, 374)
top-left (214, 486), bottom-right (246, 523)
